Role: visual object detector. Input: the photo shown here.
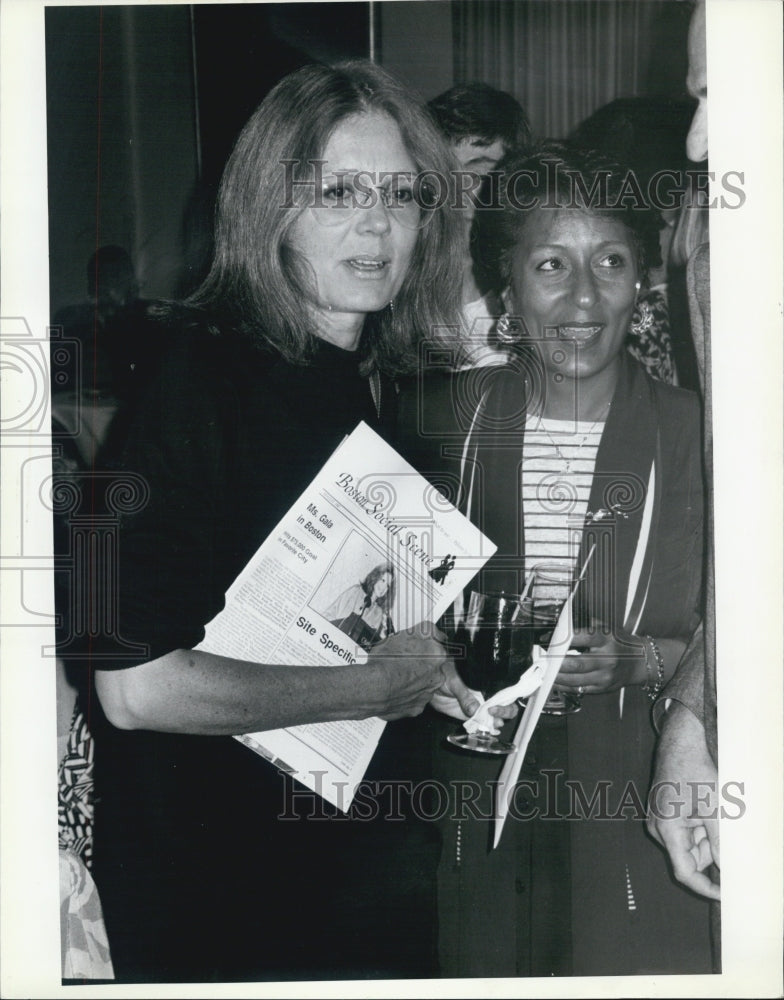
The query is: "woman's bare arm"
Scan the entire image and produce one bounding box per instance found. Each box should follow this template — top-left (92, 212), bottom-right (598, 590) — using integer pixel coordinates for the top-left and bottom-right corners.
top-left (96, 624), bottom-right (479, 734)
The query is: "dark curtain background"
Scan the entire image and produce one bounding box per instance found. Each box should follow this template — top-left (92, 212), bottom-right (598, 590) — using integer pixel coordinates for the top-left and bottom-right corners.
top-left (184, 3), bottom-right (372, 292)
top-left (452, 0), bottom-right (694, 138)
top-left (47, 1), bottom-right (694, 316)
top-left (46, 3), bottom-right (372, 314)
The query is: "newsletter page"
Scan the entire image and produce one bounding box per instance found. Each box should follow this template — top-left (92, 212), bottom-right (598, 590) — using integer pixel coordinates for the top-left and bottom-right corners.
top-left (196, 421), bottom-right (496, 810)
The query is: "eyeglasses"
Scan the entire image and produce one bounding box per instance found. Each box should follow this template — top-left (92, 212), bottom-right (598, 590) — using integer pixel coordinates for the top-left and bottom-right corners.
top-left (308, 172), bottom-right (436, 230)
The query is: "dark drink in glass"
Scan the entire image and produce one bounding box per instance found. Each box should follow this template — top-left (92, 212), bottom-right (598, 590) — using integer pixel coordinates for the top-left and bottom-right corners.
top-left (522, 564), bottom-right (583, 715)
top-left (447, 591), bottom-right (533, 755)
top-left (453, 617), bottom-right (534, 696)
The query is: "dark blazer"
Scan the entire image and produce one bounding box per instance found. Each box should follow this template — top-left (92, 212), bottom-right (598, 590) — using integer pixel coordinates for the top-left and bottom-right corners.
top-left (399, 350), bottom-right (710, 977)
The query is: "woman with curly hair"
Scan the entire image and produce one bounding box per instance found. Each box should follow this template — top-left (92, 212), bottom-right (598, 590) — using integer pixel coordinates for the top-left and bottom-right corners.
top-left (406, 142), bottom-right (712, 977)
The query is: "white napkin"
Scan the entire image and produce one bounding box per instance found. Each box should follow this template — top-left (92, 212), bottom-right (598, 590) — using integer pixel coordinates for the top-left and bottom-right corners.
top-left (493, 543), bottom-right (596, 848)
top-left (463, 646), bottom-right (547, 735)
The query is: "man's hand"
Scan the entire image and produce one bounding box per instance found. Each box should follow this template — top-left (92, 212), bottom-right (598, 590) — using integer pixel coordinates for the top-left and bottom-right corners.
top-left (647, 701), bottom-right (720, 900)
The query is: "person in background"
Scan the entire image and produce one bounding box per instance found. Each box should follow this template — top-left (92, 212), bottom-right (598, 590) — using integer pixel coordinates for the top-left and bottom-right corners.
top-left (52, 248), bottom-right (157, 950)
top-left (51, 246), bottom-right (170, 466)
top-left (428, 82), bottom-right (533, 367)
top-left (665, 174), bottom-right (711, 392)
top-left (569, 96), bottom-right (696, 385)
top-left (647, 0), bottom-right (721, 951)
top-left (79, 60), bottom-right (481, 983)
top-left (57, 657), bottom-right (114, 981)
top-left (51, 247), bottom-right (140, 465)
top-left (52, 246), bottom-right (141, 395)
top-left (428, 81), bottom-right (533, 178)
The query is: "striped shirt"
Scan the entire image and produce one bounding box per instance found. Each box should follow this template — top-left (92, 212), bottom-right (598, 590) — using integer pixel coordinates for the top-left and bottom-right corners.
top-left (522, 414), bottom-right (604, 602)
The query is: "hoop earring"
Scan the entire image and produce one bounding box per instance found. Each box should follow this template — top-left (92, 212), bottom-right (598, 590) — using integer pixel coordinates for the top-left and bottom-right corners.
top-left (630, 299), bottom-right (654, 337)
top-left (496, 312), bottom-right (522, 344)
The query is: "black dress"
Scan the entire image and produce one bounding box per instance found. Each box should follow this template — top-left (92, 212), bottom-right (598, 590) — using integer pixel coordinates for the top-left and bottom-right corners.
top-left (88, 325), bottom-right (440, 983)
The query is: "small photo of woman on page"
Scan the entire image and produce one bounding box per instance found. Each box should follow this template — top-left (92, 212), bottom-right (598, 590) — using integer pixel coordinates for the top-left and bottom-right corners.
top-left (323, 562), bottom-right (397, 651)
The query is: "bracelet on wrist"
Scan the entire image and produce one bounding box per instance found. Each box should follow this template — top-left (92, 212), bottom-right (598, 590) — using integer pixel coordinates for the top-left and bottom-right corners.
top-left (642, 635), bottom-right (665, 701)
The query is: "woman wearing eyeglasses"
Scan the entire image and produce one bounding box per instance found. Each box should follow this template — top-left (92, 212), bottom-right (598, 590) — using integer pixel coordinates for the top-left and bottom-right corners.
top-left (86, 61), bottom-right (478, 983)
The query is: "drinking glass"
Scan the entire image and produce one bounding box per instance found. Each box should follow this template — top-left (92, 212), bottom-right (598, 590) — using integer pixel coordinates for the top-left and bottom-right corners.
top-left (446, 591), bottom-right (534, 755)
top-left (520, 563), bottom-right (583, 715)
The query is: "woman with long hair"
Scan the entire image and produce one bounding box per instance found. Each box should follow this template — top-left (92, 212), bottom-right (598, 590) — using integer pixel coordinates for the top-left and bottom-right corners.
top-left (86, 60), bottom-right (477, 983)
top-left (325, 562), bottom-right (397, 650)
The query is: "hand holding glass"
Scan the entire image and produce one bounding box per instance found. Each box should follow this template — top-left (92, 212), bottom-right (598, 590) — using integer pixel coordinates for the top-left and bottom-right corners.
top-left (446, 591), bottom-right (534, 755)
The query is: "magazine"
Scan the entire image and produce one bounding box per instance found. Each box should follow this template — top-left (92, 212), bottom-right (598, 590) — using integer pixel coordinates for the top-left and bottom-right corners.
top-left (195, 421), bottom-right (496, 810)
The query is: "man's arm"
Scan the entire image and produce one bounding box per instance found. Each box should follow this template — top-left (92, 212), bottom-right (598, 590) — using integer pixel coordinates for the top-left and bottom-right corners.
top-left (647, 698), bottom-right (720, 900)
top-left (652, 620), bottom-right (706, 729)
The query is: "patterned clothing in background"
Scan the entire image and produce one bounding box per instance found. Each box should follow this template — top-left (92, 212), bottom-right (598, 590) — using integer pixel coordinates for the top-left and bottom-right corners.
top-left (60, 848), bottom-right (114, 980)
top-left (58, 704), bottom-right (94, 867)
top-left (626, 287), bottom-right (677, 385)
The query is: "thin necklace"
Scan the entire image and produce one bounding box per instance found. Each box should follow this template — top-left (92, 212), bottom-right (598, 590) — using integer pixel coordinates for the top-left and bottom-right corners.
top-left (531, 402), bottom-right (610, 473)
